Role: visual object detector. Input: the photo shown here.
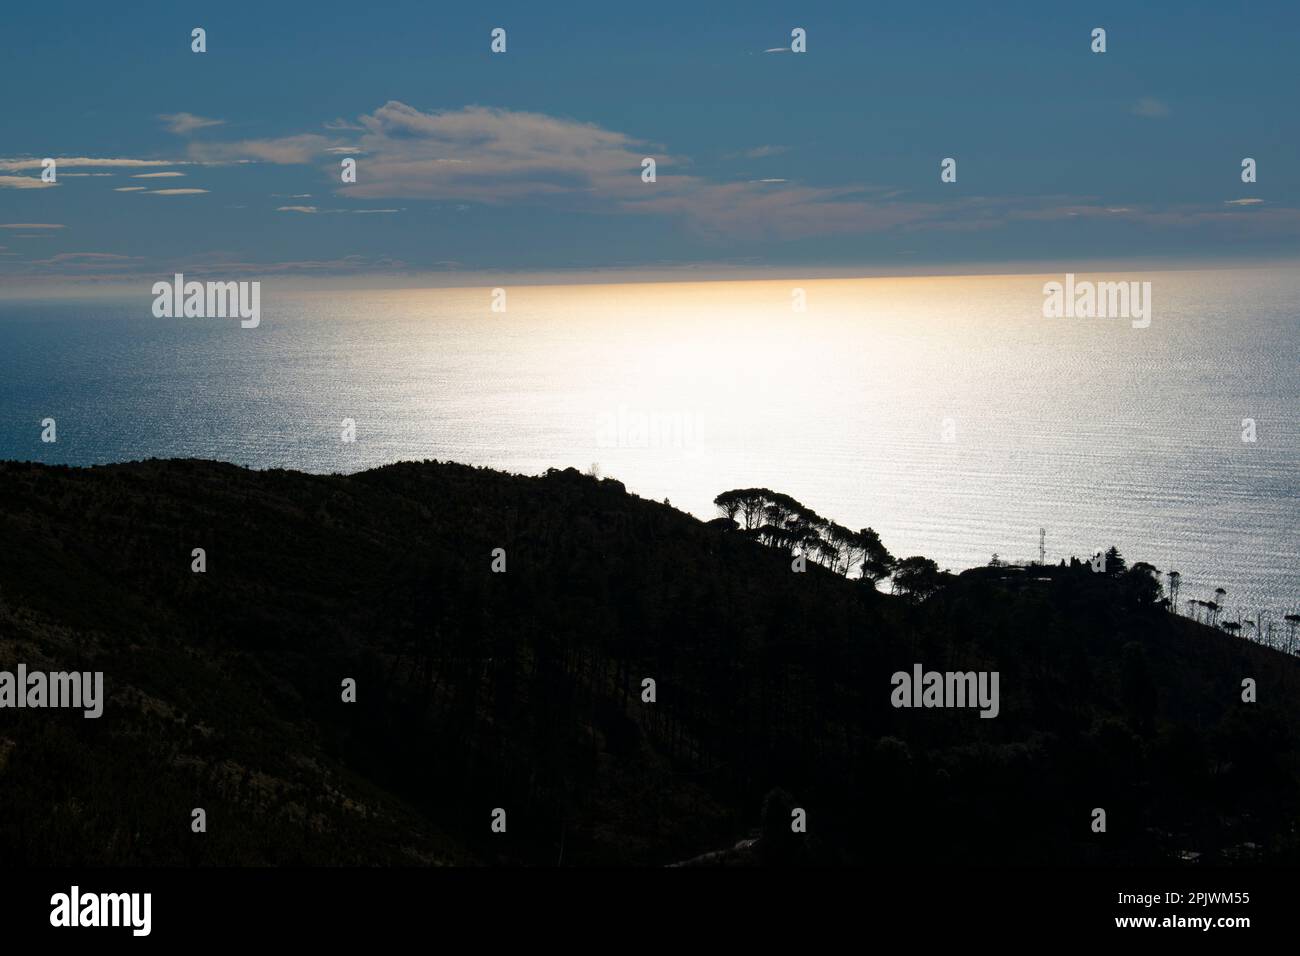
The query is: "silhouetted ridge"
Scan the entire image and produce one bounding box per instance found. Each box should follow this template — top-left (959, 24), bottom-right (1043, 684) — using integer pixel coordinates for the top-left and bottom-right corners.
top-left (0, 459), bottom-right (1297, 866)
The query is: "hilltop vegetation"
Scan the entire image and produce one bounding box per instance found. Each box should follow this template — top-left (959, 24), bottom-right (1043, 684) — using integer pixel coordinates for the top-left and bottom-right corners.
top-left (0, 459), bottom-right (1298, 866)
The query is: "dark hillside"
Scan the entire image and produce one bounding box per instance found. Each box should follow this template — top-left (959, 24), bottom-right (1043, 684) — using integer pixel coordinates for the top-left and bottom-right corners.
top-left (0, 459), bottom-right (1297, 866)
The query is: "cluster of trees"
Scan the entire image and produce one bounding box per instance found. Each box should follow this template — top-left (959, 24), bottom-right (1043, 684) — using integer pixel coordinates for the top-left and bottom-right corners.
top-left (1048, 549), bottom-right (1296, 652)
top-left (711, 494), bottom-right (1296, 643)
top-left (1053, 546), bottom-right (1164, 607)
top-left (711, 487), bottom-right (951, 602)
top-left (1186, 589), bottom-right (1228, 626)
top-left (1178, 584), bottom-right (1300, 652)
top-left (712, 488), bottom-right (895, 581)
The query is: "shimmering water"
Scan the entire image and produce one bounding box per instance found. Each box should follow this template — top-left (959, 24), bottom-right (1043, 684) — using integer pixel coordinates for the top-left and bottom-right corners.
top-left (2, 269), bottom-right (1296, 617)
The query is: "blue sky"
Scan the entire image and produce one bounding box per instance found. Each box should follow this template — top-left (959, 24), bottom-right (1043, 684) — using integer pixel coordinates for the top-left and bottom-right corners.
top-left (2, 0), bottom-right (1298, 285)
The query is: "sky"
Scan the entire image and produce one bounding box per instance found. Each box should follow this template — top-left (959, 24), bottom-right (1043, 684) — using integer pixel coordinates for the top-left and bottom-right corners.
top-left (1, 0), bottom-right (1298, 288)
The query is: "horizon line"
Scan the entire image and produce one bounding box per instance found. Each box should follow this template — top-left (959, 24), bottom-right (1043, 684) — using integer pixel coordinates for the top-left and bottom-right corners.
top-left (3, 256), bottom-right (1300, 299)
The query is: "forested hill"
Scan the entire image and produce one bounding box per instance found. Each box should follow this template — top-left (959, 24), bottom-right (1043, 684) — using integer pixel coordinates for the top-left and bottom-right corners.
top-left (1, 458), bottom-right (1297, 866)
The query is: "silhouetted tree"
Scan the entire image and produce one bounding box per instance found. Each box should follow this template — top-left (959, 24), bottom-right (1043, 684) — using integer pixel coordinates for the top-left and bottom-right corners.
top-left (815, 536), bottom-right (840, 569)
top-left (713, 488), bottom-right (771, 530)
top-left (1123, 562), bottom-right (1162, 607)
top-left (713, 490), bottom-right (742, 523)
top-left (891, 556), bottom-right (942, 603)
top-left (826, 522), bottom-right (862, 576)
top-left (1205, 601), bottom-right (1221, 627)
top-left (859, 527), bottom-right (895, 583)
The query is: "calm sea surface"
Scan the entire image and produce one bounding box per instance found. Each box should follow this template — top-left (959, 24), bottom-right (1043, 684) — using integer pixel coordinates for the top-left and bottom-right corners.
top-left (2, 270), bottom-right (1297, 616)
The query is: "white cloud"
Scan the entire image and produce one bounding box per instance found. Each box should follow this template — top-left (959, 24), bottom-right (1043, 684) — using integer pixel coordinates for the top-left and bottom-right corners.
top-left (147, 188), bottom-right (208, 195)
top-left (341, 101), bottom-right (668, 205)
top-left (114, 187), bottom-right (148, 192)
top-left (159, 112), bottom-right (226, 134)
top-left (0, 223), bottom-right (65, 229)
top-left (333, 101), bottom-right (936, 238)
top-left (131, 171), bottom-right (186, 178)
top-left (0, 157), bottom-right (186, 171)
top-left (276, 205), bottom-right (400, 214)
top-left (1224, 198), bottom-right (1263, 205)
top-left (0, 175), bottom-right (58, 189)
top-left (187, 135), bottom-right (334, 164)
top-left (88, 100), bottom-right (1286, 246)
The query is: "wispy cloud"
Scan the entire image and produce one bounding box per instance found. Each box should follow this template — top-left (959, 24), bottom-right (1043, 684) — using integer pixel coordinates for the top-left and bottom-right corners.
top-left (277, 205), bottom-right (401, 214)
top-left (114, 187), bottom-right (148, 192)
top-left (251, 101), bottom-right (1271, 242)
top-left (1132, 97), bottom-right (1170, 118)
top-left (187, 135), bottom-right (334, 164)
top-left (0, 252), bottom-right (139, 274)
top-left (159, 112), bottom-right (226, 135)
top-left (341, 102), bottom-right (671, 205)
top-left (0, 223), bottom-right (65, 229)
top-left (36, 252), bottom-right (138, 264)
top-left (729, 145), bottom-right (789, 159)
top-left (9, 99), bottom-right (1295, 279)
top-left (0, 252), bottom-right (409, 281)
top-left (333, 101), bottom-right (942, 238)
top-left (0, 157), bottom-right (186, 171)
top-left (0, 175), bottom-right (58, 189)
top-left (1005, 199), bottom-right (1300, 234)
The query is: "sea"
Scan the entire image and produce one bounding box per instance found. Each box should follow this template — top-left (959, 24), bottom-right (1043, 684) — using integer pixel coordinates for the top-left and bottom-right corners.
top-left (2, 268), bottom-right (1297, 619)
